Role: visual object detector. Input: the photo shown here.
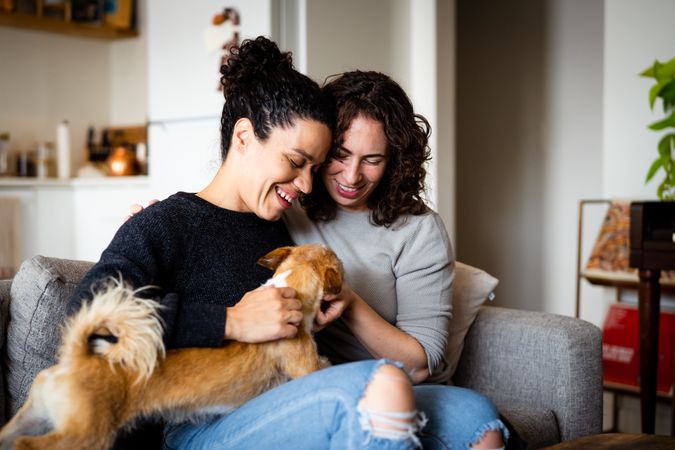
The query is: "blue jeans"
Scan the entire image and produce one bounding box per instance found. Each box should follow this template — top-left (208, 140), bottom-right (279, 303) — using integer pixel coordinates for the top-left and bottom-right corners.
top-left (163, 360), bottom-right (508, 449)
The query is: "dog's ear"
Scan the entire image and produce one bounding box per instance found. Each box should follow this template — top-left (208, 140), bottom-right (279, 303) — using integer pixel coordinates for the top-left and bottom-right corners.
top-left (322, 267), bottom-right (343, 295)
top-left (258, 246), bottom-right (293, 270)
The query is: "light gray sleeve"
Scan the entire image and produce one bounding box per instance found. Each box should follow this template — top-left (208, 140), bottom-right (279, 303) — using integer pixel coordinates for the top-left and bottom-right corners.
top-left (394, 213), bottom-right (454, 375)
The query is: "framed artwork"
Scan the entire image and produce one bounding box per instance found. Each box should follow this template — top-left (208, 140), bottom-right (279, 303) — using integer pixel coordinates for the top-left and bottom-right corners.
top-left (104, 0), bottom-right (134, 30)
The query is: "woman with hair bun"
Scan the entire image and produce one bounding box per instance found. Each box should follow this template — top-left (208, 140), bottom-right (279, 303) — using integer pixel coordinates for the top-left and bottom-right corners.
top-left (70, 37), bottom-right (428, 449)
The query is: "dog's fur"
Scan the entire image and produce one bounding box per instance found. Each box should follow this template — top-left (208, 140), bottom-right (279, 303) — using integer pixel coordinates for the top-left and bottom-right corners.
top-left (0, 244), bottom-right (342, 450)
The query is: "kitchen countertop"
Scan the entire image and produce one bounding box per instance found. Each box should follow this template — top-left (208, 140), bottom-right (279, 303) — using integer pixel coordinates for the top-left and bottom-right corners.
top-left (0, 176), bottom-right (150, 187)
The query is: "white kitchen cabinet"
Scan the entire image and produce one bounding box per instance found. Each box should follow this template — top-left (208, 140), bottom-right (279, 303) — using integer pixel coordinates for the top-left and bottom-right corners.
top-left (0, 178), bottom-right (151, 262)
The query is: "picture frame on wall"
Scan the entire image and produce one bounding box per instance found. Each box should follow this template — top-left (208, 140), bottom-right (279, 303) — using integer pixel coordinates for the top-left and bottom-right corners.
top-left (104, 0), bottom-right (134, 30)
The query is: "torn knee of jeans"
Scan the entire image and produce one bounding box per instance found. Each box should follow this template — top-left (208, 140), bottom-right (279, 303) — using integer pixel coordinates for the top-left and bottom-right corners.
top-left (357, 360), bottom-right (423, 446)
top-left (358, 406), bottom-right (428, 448)
top-left (469, 419), bottom-right (510, 450)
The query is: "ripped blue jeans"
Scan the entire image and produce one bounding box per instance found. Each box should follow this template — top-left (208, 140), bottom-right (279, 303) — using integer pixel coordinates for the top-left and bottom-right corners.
top-left (163, 359), bottom-right (508, 449)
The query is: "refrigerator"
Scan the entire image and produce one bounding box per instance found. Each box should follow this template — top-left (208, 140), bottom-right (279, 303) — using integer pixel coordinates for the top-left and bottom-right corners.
top-left (146, 0), bottom-right (275, 199)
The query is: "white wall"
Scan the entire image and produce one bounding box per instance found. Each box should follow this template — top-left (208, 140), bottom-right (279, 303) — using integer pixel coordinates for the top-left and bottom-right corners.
top-left (541, 0), bottom-right (605, 319)
top-left (436, 0), bottom-right (456, 241)
top-left (456, 0), bottom-right (605, 315)
top-left (604, 0), bottom-right (675, 200)
top-left (305, 0), bottom-right (409, 83)
top-left (110, 0), bottom-right (148, 126)
top-left (0, 28), bottom-right (112, 173)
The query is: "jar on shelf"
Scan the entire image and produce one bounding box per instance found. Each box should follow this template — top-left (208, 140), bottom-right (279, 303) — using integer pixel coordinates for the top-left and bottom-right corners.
top-left (106, 145), bottom-right (140, 176)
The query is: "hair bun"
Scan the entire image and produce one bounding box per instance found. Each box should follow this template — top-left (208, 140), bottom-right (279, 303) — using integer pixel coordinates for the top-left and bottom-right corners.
top-left (221, 37), bottom-right (293, 88)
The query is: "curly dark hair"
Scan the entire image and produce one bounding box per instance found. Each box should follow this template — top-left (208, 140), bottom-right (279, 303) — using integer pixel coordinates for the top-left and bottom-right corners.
top-left (301, 71), bottom-right (431, 227)
top-left (219, 36), bottom-right (334, 159)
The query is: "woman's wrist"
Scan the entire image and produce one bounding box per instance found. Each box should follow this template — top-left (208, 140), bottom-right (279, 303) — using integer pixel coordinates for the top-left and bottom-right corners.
top-left (340, 293), bottom-right (361, 322)
top-left (224, 306), bottom-right (238, 340)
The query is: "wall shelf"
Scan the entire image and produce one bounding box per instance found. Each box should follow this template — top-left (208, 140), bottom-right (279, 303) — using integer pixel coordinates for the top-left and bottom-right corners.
top-left (0, 12), bottom-right (137, 40)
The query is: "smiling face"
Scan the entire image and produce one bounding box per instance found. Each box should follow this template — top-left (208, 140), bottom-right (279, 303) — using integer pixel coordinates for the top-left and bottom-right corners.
top-left (321, 115), bottom-right (388, 212)
top-left (239, 118), bottom-right (332, 221)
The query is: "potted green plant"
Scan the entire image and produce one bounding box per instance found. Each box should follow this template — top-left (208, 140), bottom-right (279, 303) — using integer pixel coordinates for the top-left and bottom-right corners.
top-left (641, 57), bottom-right (675, 201)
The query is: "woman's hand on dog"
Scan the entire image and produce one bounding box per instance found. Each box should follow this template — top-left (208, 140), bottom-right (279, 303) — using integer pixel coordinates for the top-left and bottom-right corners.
top-left (314, 284), bottom-right (356, 332)
top-left (226, 286), bottom-right (304, 342)
top-left (127, 201), bottom-right (305, 343)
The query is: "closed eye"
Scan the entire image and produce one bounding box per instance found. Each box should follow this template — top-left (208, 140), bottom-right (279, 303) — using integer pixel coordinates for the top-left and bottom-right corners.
top-left (364, 157), bottom-right (385, 165)
top-left (332, 148), bottom-right (350, 161)
top-left (288, 157), bottom-right (306, 169)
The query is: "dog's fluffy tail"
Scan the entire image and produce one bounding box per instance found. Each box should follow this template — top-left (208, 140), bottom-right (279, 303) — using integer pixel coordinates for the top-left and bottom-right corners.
top-left (60, 279), bottom-right (165, 383)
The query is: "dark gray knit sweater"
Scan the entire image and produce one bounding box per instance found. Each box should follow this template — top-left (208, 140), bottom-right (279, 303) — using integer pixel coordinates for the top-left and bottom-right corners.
top-left (67, 192), bottom-right (293, 348)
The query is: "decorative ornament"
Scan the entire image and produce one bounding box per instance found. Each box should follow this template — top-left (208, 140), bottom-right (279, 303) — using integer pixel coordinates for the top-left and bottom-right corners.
top-left (203, 8), bottom-right (240, 91)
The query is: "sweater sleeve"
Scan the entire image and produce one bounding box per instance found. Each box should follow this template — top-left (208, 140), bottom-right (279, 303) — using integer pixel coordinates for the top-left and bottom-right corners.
top-left (169, 302), bottom-right (227, 348)
top-left (67, 213), bottom-right (170, 314)
top-left (67, 208), bottom-right (228, 349)
top-left (394, 213), bottom-right (454, 375)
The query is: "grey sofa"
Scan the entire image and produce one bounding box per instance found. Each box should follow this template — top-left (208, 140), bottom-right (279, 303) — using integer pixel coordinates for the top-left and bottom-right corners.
top-left (0, 255), bottom-right (603, 449)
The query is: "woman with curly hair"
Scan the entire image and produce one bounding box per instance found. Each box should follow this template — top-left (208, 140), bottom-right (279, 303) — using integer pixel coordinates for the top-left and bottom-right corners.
top-left (284, 71), bottom-right (509, 449)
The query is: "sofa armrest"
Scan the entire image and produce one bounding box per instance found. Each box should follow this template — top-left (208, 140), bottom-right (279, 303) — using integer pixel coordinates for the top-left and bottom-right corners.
top-left (453, 305), bottom-right (602, 442)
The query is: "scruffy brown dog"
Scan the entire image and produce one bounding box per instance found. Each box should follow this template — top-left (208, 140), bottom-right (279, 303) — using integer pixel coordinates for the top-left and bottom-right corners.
top-left (0, 244), bottom-right (342, 450)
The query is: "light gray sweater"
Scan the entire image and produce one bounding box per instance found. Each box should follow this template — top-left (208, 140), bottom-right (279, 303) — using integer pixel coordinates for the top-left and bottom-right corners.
top-left (284, 204), bottom-right (454, 380)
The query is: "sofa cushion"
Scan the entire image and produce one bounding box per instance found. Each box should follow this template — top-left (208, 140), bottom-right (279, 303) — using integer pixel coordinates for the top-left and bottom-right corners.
top-left (4, 256), bottom-right (93, 416)
top-left (434, 261), bottom-right (499, 383)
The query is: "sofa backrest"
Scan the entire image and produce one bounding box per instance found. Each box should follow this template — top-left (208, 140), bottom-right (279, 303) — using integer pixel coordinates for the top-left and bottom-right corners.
top-left (2, 256), bottom-right (93, 420)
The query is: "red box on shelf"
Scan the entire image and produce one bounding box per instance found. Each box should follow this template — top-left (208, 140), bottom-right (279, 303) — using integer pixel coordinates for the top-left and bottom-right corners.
top-left (602, 303), bottom-right (675, 395)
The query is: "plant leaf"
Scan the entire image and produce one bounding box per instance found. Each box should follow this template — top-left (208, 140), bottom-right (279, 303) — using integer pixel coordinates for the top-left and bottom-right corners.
top-left (660, 80), bottom-right (675, 110)
top-left (646, 157), bottom-right (663, 183)
top-left (658, 134), bottom-right (675, 157)
top-left (655, 57), bottom-right (675, 81)
top-left (649, 111), bottom-right (675, 130)
top-left (658, 178), bottom-right (667, 200)
top-left (640, 60), bottom-right (660, 78)
top-left (649, 80), bottom-right (670, 109)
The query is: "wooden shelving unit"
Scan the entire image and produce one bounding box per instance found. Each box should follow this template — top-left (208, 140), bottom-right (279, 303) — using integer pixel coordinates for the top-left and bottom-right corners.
top-left (0, 11), bottom-right (137, 40)
top-left (604, 381), bottom-right (672, 402)
top-left (575, 199), bottom-right (675, 317)
top-left (576, 199), bottom-right (675, 433)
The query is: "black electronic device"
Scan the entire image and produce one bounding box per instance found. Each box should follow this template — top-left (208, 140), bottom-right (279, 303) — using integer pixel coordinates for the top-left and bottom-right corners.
top-left (629, 201), bottom-right (675, 270)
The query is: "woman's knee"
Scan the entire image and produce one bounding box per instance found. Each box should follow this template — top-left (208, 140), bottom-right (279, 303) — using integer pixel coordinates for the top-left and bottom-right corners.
top-left (359, 363), bottom-right (414, 412)
top-left (356, 362), bottom-right (427, 447)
